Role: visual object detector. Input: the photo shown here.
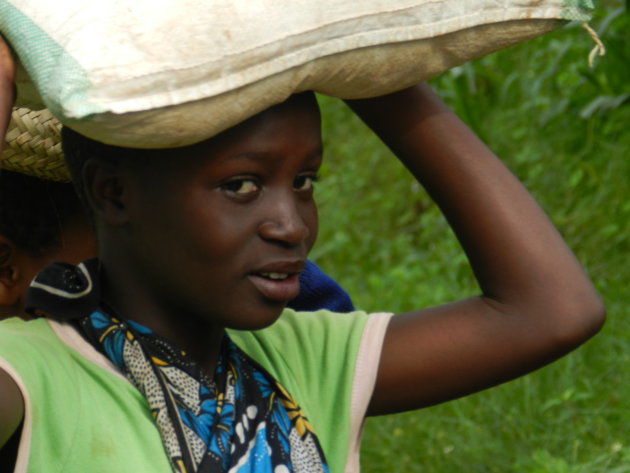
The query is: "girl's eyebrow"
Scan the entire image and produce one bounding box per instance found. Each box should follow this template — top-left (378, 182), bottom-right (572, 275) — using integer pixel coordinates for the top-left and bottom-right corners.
top-left (226, 146), bottom-right (323, 165)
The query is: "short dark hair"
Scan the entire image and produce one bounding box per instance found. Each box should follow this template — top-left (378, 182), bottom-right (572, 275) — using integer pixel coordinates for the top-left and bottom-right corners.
top-left (0, 170), bottom-right (86, 257)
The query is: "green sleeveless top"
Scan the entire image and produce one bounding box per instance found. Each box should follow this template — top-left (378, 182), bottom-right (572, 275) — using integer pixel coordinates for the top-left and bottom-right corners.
top-left (0, 310), bottom-right (390, 473)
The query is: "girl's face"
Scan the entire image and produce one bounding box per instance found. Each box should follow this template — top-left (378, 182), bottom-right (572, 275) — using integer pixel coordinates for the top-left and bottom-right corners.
top-left (116, 93), bottom-right (322, 330)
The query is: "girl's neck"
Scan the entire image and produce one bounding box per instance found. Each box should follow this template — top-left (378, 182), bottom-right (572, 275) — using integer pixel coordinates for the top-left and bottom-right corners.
top-left (99, 258), bottom-right (225, 376)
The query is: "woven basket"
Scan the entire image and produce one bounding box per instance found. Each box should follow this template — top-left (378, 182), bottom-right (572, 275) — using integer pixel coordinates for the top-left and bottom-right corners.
top-left (2, 107), bottom-right (70, 182)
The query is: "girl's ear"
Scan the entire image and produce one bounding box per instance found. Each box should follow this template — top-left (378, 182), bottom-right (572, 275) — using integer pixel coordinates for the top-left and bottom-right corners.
top-left (83, 158), bottom-right (129, 226)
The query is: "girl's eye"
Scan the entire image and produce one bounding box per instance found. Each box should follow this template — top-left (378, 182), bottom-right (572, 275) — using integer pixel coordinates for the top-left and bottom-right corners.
top-left (222, 179), bottom-right (260, 196)
top-left (294, 173), bottom-right (318, 192)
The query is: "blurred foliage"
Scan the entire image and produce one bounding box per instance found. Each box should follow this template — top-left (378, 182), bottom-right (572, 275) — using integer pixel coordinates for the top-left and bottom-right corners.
top-left (312, 0), bottom-right (630, 471)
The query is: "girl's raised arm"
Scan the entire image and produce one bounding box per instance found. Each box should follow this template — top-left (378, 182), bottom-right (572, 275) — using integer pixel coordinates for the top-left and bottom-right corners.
top-left (345, 84), bottom-right (605, 416)
top-left (0, 34), bottom-right (15, 149)
top-left (0, 34), bottom-right (22, 451)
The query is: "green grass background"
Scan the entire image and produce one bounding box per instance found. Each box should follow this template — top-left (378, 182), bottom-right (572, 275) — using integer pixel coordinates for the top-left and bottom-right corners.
top-left (311, 1), bottom-right (629, 471)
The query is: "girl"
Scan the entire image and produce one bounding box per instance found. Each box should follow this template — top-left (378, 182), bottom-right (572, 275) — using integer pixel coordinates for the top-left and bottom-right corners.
top-left (0, 35), bottom-right (604, 472)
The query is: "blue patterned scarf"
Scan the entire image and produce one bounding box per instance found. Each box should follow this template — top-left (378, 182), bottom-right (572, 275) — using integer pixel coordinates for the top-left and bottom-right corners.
top-left (26, 259), bottom-right (330, 473)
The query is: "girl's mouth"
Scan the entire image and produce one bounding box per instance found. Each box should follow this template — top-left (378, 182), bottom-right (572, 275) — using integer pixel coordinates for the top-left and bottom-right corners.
top-left (248, 272), bottom-right (301, 302)
top-left (259, 272), bottom-right (290, 280)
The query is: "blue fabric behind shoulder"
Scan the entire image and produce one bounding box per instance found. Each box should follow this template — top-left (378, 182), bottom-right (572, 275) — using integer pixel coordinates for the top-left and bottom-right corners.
top-left (289, 260), bottom-right (354, 313)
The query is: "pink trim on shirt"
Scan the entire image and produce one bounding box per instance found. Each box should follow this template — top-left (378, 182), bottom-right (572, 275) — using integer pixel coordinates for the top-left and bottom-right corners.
top-left (345, 312), bottom-right (393, 473)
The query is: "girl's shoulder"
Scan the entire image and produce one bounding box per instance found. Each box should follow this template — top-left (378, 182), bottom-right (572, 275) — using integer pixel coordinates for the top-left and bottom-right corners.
top-left (0, 317), bottom-right (171, 473)
top-left (228, 309), bottom-right (393, 473)
top-left (229, 308), bottom-right (392, 366)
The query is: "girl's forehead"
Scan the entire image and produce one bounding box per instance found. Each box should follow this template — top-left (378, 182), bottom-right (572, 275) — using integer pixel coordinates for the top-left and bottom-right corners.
top-left (219, 93), bottom-right (320, 143)
top-left (127, 93), bottom-right (322, 178)
top-left (187, 94), bottom-right (320, 159)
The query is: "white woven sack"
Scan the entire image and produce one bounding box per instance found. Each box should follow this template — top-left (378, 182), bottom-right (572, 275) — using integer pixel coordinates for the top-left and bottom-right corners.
top-left (1, 0), bottom-right (593, 148)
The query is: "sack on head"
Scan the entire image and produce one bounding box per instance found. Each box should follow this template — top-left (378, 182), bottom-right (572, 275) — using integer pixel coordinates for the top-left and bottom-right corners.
top-left (1, 0), bottom-right (593, 148)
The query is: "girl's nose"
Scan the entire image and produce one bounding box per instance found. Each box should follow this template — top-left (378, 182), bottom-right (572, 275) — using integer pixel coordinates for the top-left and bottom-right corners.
top-left (258, 196), bottom-right (311, 247)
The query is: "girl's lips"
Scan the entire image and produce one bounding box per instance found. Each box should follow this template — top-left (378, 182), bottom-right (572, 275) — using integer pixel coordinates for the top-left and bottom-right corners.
top-left (247, 273), bottom-right (301, 302)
